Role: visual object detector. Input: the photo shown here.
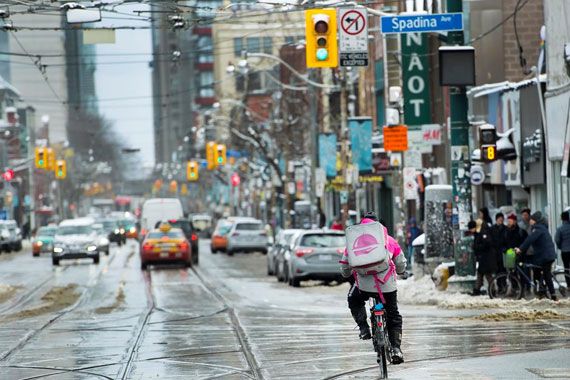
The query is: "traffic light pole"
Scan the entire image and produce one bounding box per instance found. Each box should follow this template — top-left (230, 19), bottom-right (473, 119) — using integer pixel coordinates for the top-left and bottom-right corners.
top-left (447, 0), bottom-right (475, 285)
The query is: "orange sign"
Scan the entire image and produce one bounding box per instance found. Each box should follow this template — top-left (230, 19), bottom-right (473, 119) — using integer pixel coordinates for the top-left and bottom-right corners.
top-left (383, 125), bottom-right (408, 151)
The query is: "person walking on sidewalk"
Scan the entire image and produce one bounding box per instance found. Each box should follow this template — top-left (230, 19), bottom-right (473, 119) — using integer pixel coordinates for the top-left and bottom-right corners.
top-left (516, 212), bottom-right (558, 301)
top-left (472, 220), bottom-right (497, 296)
top-left (555, 211), bottom-right (570, 286)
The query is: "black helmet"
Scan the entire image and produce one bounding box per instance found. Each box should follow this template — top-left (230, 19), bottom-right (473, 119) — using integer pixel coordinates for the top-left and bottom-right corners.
top-left (363, 211), bottom-right (378, 221)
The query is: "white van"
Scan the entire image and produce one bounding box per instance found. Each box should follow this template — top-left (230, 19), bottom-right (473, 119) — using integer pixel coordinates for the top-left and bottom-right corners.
top-left (140, 198), bottom-right (184, 237)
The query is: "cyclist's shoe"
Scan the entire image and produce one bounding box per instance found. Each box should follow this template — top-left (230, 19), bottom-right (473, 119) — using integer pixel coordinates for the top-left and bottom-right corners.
top-left (391, 347), bottom-right (404, 364)
top-left (358, 323), bottom-right (371, 340)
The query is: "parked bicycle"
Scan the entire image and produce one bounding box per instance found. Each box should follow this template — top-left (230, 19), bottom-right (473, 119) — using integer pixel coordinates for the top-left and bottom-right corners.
top-left (489, 249), bottom-right (567, 299)
top-left (370, 298), bottom-right (392, 379)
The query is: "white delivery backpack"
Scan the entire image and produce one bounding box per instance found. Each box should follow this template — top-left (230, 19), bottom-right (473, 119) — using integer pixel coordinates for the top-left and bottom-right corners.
top-left (345, 221), bottom-right (389, 274)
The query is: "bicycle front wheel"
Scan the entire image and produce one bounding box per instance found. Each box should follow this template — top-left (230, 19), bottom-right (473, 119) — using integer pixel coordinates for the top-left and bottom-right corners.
top-left (489, 273), bottom-right (523, 300)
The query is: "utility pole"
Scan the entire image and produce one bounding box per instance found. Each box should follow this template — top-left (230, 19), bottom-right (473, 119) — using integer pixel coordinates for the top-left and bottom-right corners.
top-left (447, 0), bottom-right (475, 284)
top-left (308, 69), bottom-right (318, 224)
top-left (340, 67), bottom-right (350, 227)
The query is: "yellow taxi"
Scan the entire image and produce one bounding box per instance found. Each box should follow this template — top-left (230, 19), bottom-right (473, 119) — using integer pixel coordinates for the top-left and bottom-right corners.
top-left (140, 223), bottom-right (192, 270)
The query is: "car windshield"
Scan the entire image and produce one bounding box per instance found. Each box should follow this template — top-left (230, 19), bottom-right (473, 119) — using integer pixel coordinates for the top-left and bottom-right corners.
top-left (119, 219), bottom-right (135, 228)
top-left (57, 226), bottom-right (93, 236)
top-left (300, 234), bottom-right (345, 248)
top-left (148, 230), bottom-right (185, 239)
top-left (192, 218), bottom-right (210, 230)
top-left (102, 221), bottom-right (117, 231)
top-left (235, 223), bottom-right (263, 231)
top-left (38, 227), bottom-right (57, 237)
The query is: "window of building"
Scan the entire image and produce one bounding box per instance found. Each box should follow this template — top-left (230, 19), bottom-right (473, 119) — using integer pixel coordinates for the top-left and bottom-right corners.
top-left (199, 54), bottom-right (214, 63)
top-left (246, 37), bottom-right (260, 53)
top-left (200, 71), bottom-right (214, 88)
top-left (200, 88), bottom-right (215, 98)
top-left (198, 36), bottom-right (212, 50)
top-left (263, 37), bottom-right (272, 54)
top-left (234, 38), bottom-right (243, 57)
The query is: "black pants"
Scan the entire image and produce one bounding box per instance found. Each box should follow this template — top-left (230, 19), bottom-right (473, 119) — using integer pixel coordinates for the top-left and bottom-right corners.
top-left (347, 284), bottom-right (402, 346)
top-left (535, 260), bottom-right (556, 297)
top-left (562, 252), bottom-right (570, 285)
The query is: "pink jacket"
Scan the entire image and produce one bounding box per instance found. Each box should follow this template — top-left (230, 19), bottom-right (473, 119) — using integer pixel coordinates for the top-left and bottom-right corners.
top-left (340, 218), bottom-right (407, 294)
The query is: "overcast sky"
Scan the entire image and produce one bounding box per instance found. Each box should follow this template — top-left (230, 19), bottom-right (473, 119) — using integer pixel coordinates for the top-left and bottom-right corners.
top-left (95, 4), bottom-right (154, 167)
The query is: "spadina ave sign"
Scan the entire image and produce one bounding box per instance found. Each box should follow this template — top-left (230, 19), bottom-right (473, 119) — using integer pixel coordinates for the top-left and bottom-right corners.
top-left (381, 13), bottom-right (463, 34)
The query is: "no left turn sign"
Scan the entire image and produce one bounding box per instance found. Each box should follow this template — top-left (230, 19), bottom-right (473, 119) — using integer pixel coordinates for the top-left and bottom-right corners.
top-left (338, 8), bottom-right (369, 67)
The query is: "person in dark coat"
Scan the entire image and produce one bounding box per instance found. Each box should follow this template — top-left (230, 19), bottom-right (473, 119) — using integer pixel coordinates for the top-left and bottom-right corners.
top-left (472, 220), bottom-right (497, 295)
top-left (504, 214), bottom-right (528, 251)
top-left (516, 212), bottom-right (558, 301)
top-left (490, 213), bottom-right (506, 274)
top-left (555, 211), bottom-right (570, 287)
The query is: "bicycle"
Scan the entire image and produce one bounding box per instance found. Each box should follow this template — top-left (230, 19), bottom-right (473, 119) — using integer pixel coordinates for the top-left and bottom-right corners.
top-left (489, 261), bottom-right (567, 299)
top-left (369, 298), bottom-right (392, 379)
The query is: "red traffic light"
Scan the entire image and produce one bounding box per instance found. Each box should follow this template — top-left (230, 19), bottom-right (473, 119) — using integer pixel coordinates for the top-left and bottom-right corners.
top-left (231, 173), bottom-right (240, 187)
top-left (2, 169), bottom-right (14, 181)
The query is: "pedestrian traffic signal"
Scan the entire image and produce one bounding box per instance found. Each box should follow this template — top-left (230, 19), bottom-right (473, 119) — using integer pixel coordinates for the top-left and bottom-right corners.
top-left (46, 148), bottom-right (56, 171)
top-left (55, 160), bottom-right (66, 179)
top-left (35, 147), bottom-right (47, 169)
top-left (478, 124), bottom-right (497, 163)
top-left (215, 144), bottom-right (227, 166)
top-left (1, 169), bottom-right (14, 181)
top-left (305, 9), bottom-right (338, 68)
top-left (206, 141), bottom-right (216, 170)
top-left (187, 161), bottom-right (199, 181)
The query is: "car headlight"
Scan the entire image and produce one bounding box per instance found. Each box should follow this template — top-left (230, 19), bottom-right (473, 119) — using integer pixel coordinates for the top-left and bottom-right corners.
top-left (87, 245), bottom-right (97, 252)
top-left (129, 227), bottom-right (136, 233)
top-left (35, 241), bottom-right (43, 247)
top-left (100, 238), bottom-right (109, 245)
top-left (119, 228), bottom-right (125, 234)
top-left (53, 247), bottom-right (64, 253)
top-left (114, 229), bottom-right (120, 234)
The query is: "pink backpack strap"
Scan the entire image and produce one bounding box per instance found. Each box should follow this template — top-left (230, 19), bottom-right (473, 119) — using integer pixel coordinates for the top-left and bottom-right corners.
top-left (372, 264), bottom-right (395, 305)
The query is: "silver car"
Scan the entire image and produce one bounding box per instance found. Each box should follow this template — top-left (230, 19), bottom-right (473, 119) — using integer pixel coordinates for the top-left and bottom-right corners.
top-left (267, 229), bottom-right (302, 276)
top-left (286, 230), bottom-right (346, 287)
top-left (226, 218), bottom-right (268, 255)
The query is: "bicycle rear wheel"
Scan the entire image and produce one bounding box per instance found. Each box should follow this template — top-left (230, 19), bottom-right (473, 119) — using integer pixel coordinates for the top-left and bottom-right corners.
top-left (489, 273), bottom-right (523, 300)
top-left (553, 271), bottom-right (568, 297)
top-left (378, 345), bottom-right (389, 379)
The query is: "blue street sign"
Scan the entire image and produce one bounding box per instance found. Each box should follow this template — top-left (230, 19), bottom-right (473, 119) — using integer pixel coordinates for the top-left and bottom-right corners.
top-left (381, 13), bottom-right (463, 34)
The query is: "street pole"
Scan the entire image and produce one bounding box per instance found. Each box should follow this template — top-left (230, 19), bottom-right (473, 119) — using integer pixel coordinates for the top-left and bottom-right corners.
top-left (447, 0), bottom-right (475, 284)
top-left (27, 127), bottom-right (36, 231)
top-left (308, 69), bottom-right (318, 225)
top-left (340, 67), bottom-right (350, 227)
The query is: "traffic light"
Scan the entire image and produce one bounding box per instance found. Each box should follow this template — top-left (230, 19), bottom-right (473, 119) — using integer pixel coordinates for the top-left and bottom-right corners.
top-left (46, 148), bottom-right (56, 171)
top-left (215, 144), bottom-right (227, 166)
top-left (55, 160), bottom-right (67, 179)
top-left (206, 141), bottom-right (216, 170)
top-left (479, 124), bottom-right (497, 163)
top-left (187, 161), bottom-right (199, 181)
top-left (35, 147), bottom-right (47, 169)
top-left (1, 169), bottom-right (14, 181)
top-left (305, 9), bottom-right (338, 68)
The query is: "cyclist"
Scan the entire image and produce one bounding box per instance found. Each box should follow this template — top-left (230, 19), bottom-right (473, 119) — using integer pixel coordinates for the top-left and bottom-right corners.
top-left (340, 212), bottom-right (407, 364)
top-left (516, 211), bottom-right (558, 301)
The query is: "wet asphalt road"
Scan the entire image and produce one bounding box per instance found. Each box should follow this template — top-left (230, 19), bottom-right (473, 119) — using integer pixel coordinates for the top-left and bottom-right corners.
top-left (0, 240), bottom-right (568, 379)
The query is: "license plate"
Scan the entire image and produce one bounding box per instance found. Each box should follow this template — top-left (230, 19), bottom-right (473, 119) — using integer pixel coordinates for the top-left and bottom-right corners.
top-left (160, 252), bottom-right (169, 258)
top-left (319, 255), bottom-right (332, 261)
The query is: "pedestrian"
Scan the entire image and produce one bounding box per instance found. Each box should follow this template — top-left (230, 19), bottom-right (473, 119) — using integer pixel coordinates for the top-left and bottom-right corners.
top-left (504, 214), bottom-right (528, 251)
top-left (331, 217), bottom-right (344, 231)
top-left (406, 217), bottom-right (423, 270)
top-left (472, 219), bottom-right (497, 296)
top-left (478, 207), bottom-right (493, 228)
top-left (490, 212), bottom-right (507, 274)
top-left (554, 211), bottom-right (570, 286)
top-left (516, 212), bottom-right (558, 301)
top-left (317, 206), bottom-right (326, 228)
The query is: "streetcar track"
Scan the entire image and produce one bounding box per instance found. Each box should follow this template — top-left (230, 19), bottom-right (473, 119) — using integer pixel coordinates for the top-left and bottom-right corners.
top-left (191, 266), bottom-right (264, 380)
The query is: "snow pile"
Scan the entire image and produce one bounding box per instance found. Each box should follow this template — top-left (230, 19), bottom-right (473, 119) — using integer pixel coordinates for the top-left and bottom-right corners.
top-left (0, 284), bottom-right (18, 303)
top-left (475, 309), bottom-right (567, 322)
top-left (397, 276), bottom-right (570, 309)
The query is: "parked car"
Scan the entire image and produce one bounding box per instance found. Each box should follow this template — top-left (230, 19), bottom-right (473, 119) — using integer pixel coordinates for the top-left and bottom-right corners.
top-left (275, 230), bottom-right (304, 282)
top-left (32, 225), bottom-right (58, 256)
top-left (286, 230), bottom-right (346, 287)
top-left (140, 198), bottom-right (183, 239)
top-left (0, 220), bottom-right (22, 252)
top-left (158, 218), bottom-right (199, 265)
top-left (140, 223), bottom-right (191, 270)
top-left (191, 214), bottom-right (213, 238)
top-left (92, 223), bottom-right (110, 255)
top-left (226, 218), bottom-right (268, 255)
top-left (268, 229), bottom-right (302, 276)
top-left (0, 223), bottom-right (12, 253)
top-left (210, 219), bottom-right (232, 253)
top-left (52, 218), bottom-right (100, 266)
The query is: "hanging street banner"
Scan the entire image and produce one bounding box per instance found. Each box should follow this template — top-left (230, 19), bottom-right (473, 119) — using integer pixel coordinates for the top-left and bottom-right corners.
top-left (318, 134), bottom-right (338, 178)
top-left (401, 33), bottom-right (431, 126)
top-left (381, 13), bottom-right (463, 34)
top-left (349, 117), bottom-right (372, 172)
top-left (338, 8), bottom-right (369, 67)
